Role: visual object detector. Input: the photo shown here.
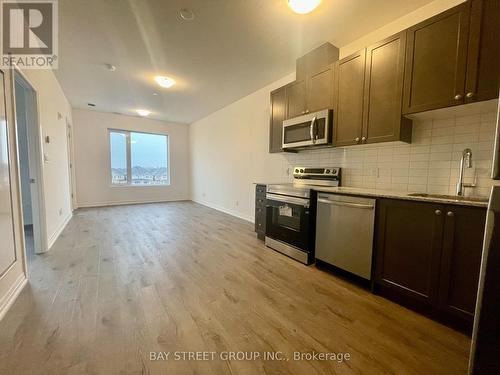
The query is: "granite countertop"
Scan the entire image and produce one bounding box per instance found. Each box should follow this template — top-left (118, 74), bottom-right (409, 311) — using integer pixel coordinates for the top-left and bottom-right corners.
top-left (313, 186), bottom-right (489, 208)
top-left (254, 182), bottom-right (489, 208)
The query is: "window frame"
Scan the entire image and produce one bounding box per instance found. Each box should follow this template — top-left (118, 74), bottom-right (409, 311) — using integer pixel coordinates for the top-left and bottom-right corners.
top-left (108, 129), bottom-right (170, 187)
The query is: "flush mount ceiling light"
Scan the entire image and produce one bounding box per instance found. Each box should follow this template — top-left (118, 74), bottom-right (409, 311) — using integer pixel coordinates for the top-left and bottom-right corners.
top-left (288, 0), bottom-right (321, 14)
top-left (154, 75), bottom-right (176, 88)
top-left (136, 109), bottom-right (151, 117)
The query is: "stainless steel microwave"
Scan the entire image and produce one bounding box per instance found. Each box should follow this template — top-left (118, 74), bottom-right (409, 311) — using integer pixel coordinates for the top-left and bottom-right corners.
top-left (282, 109), bottom-right (333, 150)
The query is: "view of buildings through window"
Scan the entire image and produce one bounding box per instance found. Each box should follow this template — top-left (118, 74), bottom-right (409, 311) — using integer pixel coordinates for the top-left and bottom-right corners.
top-left (109, 130), bottom-right (169, 185)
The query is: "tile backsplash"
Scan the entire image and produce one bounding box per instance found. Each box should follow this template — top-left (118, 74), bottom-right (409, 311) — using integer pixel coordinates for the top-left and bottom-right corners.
top-left (282, 110), bottom-right (497, 197)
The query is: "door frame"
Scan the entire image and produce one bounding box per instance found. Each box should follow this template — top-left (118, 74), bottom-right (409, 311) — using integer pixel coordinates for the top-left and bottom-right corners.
top-left (13, 67), bottom-right (48, 254)
top-left (65, 119), bottom-right (77, 210)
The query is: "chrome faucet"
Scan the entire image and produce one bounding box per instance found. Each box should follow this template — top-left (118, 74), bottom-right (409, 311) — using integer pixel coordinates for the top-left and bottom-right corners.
top-left (456, 148), bottom-right (473, 196)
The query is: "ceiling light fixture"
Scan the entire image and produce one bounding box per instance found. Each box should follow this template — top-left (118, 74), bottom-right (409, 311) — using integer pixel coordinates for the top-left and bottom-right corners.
top-left (136, 109), bottom-right (151, 117)
top-left (288, 0), bottom-right (321, 14)
top-left (154, 75), bottom-right (176, 88)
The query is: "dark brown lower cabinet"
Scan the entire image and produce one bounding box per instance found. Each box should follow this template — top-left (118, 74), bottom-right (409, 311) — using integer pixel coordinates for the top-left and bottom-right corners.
top-left (255, 185), bottom-right (266, 240)
top-left (374, 199), bottom-right (486, 331)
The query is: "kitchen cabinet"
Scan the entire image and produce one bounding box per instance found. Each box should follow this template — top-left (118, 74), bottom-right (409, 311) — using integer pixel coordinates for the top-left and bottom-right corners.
top-left (287, 65), bottom-right (334, 119)
top-left (306, 65), bottom-right (334, 114)
top-left (286, 80), bottom-right (307, 119)
top-left (333, 35), bottom-right (411, 147)
top-left (374, 199), bottom-right (486, 329)
top-left (333, 50), bottom-right (366, 147)
top-left (269, 86), bottom-right (287, 153)
top-left (438, 205), bottom-right (486, 321)
top-left (362, 32), bottom-right (412, 144)
top-left (254, 184), bottom-right (266, 240)
top-left (403, 0), bottom-right (499, 114)
top-left (464, 0), bottom-right (500, 103)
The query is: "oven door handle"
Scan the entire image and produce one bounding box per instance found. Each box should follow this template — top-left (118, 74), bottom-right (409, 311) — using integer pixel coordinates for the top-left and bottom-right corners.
top-left (266, 193), bottom-right (310, 208)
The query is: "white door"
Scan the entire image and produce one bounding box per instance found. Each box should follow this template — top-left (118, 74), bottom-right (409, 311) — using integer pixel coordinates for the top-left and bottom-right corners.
top-left (0, 68), bottom-right (27, 315)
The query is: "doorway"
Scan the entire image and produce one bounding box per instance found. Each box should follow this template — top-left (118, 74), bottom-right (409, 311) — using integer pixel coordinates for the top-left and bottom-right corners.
top-left (14, 71), bottom-right (47, 256)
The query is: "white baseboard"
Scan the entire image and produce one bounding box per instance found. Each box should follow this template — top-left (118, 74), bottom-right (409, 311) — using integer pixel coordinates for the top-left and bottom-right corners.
top-left (47, 212), bottom-right (72, 249)
top-left (192, 199), bottom-right (254, 223)
top-left (0, 274), bottom-right (27, 322)
top-left (76, 198), bottom-right (189, 209)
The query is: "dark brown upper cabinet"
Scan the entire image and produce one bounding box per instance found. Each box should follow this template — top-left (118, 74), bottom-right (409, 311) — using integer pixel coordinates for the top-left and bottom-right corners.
top-left (286, 79), bottom-right (307, 119)
top-left (403, 1), bottom-right (499, 114)
top-left (333, 36), bottom-right (411, 147)
top-left (464, 0), bottom-right (500, 103)
top-left (307, 65), bottom-right (334, 113)
top-left (287, 64), bottom-right (335, 119)
top-left (374, 198), bottom-right (486, 329)
top-left (403, 4), bottom-right (470, 113)
top-left (333, 50), bottom-right (366, 147)
top-left (269, 86), bottom-right (287, 153)
top-left (362, 32), bottom-right (412, 144)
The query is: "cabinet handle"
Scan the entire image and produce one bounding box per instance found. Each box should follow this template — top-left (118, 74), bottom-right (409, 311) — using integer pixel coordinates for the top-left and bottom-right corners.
top-left (447, 211), bottom-right (454, 217)
top-left (466, 92), bottom-right (475, 99)
top-left (355, 137), bottom-right (360, 142)
top-left (454, 94), bottom-right (462, 100)
top-left (361, 136), bottom-right (367, 142)
top-left (435, 210), bottom-right (442, 215)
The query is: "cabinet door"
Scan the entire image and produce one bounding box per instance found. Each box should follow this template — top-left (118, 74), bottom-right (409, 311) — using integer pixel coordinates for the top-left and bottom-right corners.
top-left (286, 80), bottom-right (307, 119)
top-left (402, 4), bottom-right (470, 114)
top-left (307, 65), bottom-right (334, 113)
top-left (333, 50), bottom-right (366, 147)
top-left (465, 0), bottom-right (500, 103)
top-left (363, 32), bottom-right (411, 144)
top-left (269, 86), bottom-right (286, 153)
top-left (438, 206), bottom-right (486, 321)
top-left (375, 199), bottom-right (444, 305)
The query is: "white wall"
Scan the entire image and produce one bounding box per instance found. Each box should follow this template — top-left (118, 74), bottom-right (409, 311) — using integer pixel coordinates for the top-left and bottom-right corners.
top-left (189, 0), bottom-right (490, 222)
top-left (190, 73), bottom-right (294, 222)
top-left (21, 69), bottom-right (73, 248)
top-left (72, 109), bottom-right (190, 207)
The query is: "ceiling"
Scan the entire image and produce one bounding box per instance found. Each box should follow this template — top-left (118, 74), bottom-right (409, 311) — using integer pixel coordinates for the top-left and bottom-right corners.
top-left (56, 0), bottom-right (434, 124)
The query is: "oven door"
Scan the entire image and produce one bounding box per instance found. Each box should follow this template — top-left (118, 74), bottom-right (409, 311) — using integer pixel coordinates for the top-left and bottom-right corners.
top-left (282, 109), bottom-right (331, 149)
top-left (265, 193), bottom-right (311, 251)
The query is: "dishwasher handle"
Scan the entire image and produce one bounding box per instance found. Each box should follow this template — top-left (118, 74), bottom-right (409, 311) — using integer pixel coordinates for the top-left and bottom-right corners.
top-left (317, 197), bottom-right (374, 210)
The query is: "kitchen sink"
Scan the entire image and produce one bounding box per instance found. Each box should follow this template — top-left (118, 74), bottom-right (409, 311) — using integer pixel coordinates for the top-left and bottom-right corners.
top-left (407, 193), bottom-right (489, 203)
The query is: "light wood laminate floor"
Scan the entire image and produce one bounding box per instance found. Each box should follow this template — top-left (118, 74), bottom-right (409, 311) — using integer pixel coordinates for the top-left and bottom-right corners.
top-left (0, 202), bottom-right (470, 374)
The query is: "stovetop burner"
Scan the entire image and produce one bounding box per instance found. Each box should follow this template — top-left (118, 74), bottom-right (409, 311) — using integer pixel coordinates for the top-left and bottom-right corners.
top-left (267, 167), bottom-right (341, 198)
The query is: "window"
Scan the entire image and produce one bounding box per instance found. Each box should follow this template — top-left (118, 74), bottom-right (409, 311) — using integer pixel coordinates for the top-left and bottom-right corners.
top-left (109, 130), bottom-right (169, 186)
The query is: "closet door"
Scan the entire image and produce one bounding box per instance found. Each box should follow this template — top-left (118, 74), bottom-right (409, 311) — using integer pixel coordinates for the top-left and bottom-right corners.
top-left (0, 68), bottom-right (26, 311)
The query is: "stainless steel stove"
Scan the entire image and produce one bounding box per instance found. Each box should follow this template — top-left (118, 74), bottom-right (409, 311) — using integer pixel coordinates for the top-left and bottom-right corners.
top-left (265, 167), bottom-right (341, 264)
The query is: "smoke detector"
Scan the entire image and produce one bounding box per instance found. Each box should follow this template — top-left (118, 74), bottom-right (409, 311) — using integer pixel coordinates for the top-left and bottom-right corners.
top-left (179, 9), bottom-right (195, 21)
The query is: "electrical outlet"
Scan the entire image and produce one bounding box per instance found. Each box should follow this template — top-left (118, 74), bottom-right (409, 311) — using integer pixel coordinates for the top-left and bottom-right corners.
top-left (58, 208), bottom-right (62, 216)
top-left (235, 201), bottom-right (239, 206)
top-left (202, 192), bottom-right (206, 198)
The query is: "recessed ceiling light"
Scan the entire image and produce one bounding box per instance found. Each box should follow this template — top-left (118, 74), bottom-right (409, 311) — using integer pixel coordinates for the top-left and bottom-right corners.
top-left (179, 9), bottom-right (195, 21)
top-left (136, 109), bottom-right (151, 117)
top-left (153, 92), bottom-right (158, 96)
top-left (288, 0), bottom-right (321, 14)
top-left (154, 75), bottom-right (176, 88)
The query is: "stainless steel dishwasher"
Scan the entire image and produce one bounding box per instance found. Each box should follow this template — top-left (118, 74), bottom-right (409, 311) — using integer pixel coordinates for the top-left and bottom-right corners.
top-left (315, 194), bottom-right (376, 280)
